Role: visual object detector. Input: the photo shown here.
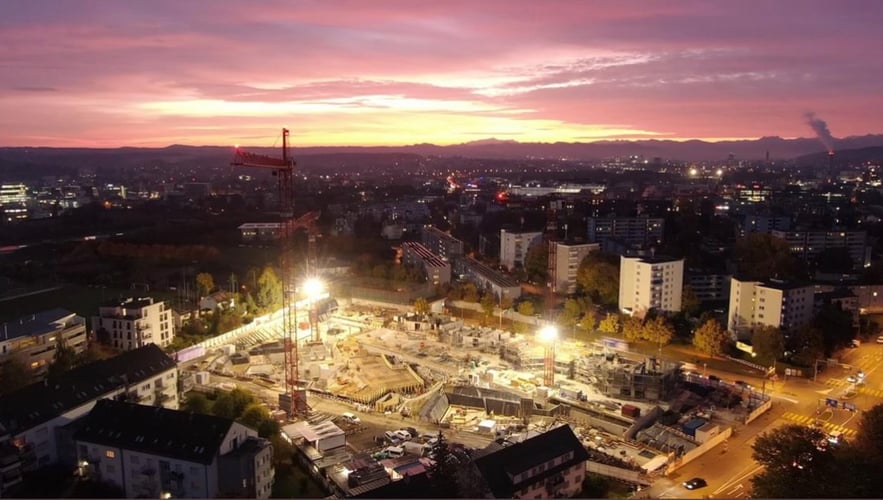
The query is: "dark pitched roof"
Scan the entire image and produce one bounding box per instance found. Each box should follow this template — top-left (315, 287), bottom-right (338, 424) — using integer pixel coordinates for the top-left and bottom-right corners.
top-left (0, 344), bottom-right (176, 434)
top-left (74, 399), bottom-right (233, 464)
top-left (474, 424), bottom-right (589, 498)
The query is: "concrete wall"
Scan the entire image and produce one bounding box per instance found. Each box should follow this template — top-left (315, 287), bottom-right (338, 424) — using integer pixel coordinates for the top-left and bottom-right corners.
top-left (585, 461), bottom-right (651, 486)
top-left (664, 426), bottom-right (732, 474)
top-left (744, 399), bottom-right (773, 424)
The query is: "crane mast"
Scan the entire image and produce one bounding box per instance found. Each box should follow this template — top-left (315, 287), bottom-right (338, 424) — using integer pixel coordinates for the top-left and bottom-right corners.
top-left (231, 128), bottom-right (316, 417)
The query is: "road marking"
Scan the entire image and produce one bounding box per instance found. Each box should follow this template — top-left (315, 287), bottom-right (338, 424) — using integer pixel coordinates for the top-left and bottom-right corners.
top-left (714, 464), bottom-right (763, 495)
top-left (781, 412), bottom-right (858, 438)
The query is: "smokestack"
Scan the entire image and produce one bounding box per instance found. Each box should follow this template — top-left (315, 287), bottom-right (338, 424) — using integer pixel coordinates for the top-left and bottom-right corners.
top-left (828, 151), bottom-right (835, 171)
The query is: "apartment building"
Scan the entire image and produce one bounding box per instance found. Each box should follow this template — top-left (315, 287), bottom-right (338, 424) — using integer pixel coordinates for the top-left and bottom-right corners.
top-left (401, 242), bottom-right (451, 286)
top-left (1, 308), bottom-right (87, 378)
top-left (586, 216), bottom-right (664, 246)
top-left (75, 400), bottom-right (273, 499)
top-left (740, 214), bottom-right (791, 235)
top-left (500, 229), bottom-right (542, 270)
top-left (727, 278), bottom-right (815, 334)
top-left (473, 424), bottom-right (589, 499)
top-left (92, 297), bottom-right (174, 351)
top-left (455, 256), bottom-right (522, 301)
top-left (686, 269), bottom-right (731, 303)
top-left (548, 241), bottom-right (599, 294)
top-left (770, 229), bottom-right (869, 268)
top-left (238, 222), bottom-right (283, 242)
top-left (421, 226), bottom-right (465, 262)
top-left (619, 256), bottom-right (685, 315)
top-left (0, 345), bottom-right (178, 471)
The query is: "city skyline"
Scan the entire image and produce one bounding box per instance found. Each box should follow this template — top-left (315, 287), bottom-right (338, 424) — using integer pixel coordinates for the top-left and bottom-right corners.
top-left (1, 0), bottom-right (881, 148)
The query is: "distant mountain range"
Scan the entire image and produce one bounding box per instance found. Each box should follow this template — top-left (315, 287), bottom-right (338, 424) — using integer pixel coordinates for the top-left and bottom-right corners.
top-left (2, 135), bottom-right (883, 175)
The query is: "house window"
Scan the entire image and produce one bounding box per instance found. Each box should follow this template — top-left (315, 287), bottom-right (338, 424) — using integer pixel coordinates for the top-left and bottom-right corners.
top-left (106, 450), bottom-right (115, 459)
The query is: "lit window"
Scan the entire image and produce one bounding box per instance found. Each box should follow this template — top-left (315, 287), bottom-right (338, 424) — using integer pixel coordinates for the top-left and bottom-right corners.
top-left (106, 450), bottom-right (115, 458)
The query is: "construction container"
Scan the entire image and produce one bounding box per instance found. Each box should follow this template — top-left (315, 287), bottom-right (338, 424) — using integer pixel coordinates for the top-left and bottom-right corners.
top-left (194, 371), bottom-right (210, 385)
top-left (682, 417), bottom-right (707, 437)
top-left (621, 404), bottom-right (641, 418)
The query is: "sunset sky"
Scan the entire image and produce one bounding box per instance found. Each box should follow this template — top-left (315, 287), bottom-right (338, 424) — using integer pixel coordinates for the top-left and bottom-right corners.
top-left (1, 0), bottom-right (881, 148)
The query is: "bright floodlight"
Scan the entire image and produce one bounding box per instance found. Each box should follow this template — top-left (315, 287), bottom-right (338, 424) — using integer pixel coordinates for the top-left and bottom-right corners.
top-left (303, 277), bottom-right (324, 297)
top-left (538, 325), bottom-right (558, 343)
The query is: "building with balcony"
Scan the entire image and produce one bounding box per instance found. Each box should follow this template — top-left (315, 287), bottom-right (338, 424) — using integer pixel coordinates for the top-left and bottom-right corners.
top-left (421, 226), bottom-right (464, 262)
top-left (92, 297), bottom-right (174, 351)
top-left (473, 424), bottom-right (589, 499)
top-left (619, 256), bottom-right (684, 316)
top-left (74, 399), bottom-right (273, 498)
top-left (548, 241), bottom-right (599, 294)
top-left (727, 278), bottom-right (815, 334)
top-left (0, 344), bottom-right (178, 471)
top-left (0, 308), bottom-right (87, 379)
top-left (401, 242), bottom-right (451, 286)
top-left (500, 229), bottom-right (542, 271)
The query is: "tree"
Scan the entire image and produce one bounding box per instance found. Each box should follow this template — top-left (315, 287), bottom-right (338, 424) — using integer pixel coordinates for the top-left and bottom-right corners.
top-left (240, 402), bottom-right (271, 429)
top-left (182, 392), bottom-right (212, 414)
top-left (256, 266), bottom-right (282, 311)
top-left (788, 325), bottom-right (825, 367)
top-left (621, 316), bottom-right (644, 342)
top-left (813, 303), bottom-right (855, 355)
top-left (213, 388), bottom-right (256, 419)
top-left (579, 473), bottom-right (611, 498)
top-left (598, 314), bottom-right (621, 335)
top-left (0, 358), bottom-right (32, 395)
top-left (559, 298), bottom-right (584, 330)
top-left (735, 233), bottom-right (805, 281)
top-left (751, 424), bottom-right (837, 498)
top-left (681, 284), bottom-right (700, 316)
top-left (516, 300), bottom-right (535, 318)
top-left (854, 403), bottom-right (883, 463)
top-left (480, 293), bottom-right (496, 322)
top-left (413, 297), bottom-right (430, 316)
top-left (693, 318), bottom-right (729, 356)
top-left (47, 336), bottom-right (78, 380)
top-left (576, 253), bottom-right (620, 306)
top-left (751, 326), bottom-right (785, 366)
top-left (579, 309), bottom-right (598, 332)
top-left (196, 272), bottom-right (215, 298)
top-left (461, 282), bottom-right (479, 303)
top-left (523, 243), bottom-right (548, 284)
top-left (426, 432), bottom-right (459, 498)
top-left (644, 315), bottom-right (674, 347)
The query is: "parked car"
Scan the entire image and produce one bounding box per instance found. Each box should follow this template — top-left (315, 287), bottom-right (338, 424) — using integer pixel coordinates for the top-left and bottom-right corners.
top-left (877, 335), bottom-right (883, 344)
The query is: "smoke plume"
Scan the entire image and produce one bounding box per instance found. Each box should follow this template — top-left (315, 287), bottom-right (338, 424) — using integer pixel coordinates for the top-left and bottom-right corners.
top-left (804, 112), bottom-right (834, 153)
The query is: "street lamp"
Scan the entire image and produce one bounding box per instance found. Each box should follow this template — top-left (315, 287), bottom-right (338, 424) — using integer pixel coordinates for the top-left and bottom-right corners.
top-left (538, 325), bottom-right (558, 387)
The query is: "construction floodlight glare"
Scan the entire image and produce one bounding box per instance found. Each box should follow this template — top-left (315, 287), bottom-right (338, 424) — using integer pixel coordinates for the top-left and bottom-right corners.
top-left (303, 277), bottom-right (324, 297)
top-left (538, 325), bottom-right (558, 343)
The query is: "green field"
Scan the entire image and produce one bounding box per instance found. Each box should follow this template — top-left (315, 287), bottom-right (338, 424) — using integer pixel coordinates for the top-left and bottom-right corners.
top-left (0, 284), bottom-right (177, 323)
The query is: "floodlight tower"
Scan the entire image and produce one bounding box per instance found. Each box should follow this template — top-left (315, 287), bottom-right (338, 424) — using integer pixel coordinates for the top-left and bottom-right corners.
top-left (538, 325), bottom-right (558, 387)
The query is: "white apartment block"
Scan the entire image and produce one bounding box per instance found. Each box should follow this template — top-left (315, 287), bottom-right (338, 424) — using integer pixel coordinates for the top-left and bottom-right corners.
top-left (92, 297), bottom-right (174, 351)
top-left (401, 242), bottom-right (452, 286)
top-left (1, 308), bottom-right (87, 378)
top-left (548, 242), bottom-right (599, 294)
top-left (619, 256), bottom-right (684, 315)
top-left (727, 278), bottom-right (815, 334)
top-left (75, 400), bottom-right (273, 498)
top-left (500, 229), bottom-right (543, 271)
top-left (0, 345), bottom-right (178, 471)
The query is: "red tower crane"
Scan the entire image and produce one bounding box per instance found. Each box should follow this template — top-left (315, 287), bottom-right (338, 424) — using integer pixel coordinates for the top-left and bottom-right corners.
top-left (230, 128), bottom-right (317, 417)
top-left (232, 128), bottom-right (295, 216)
